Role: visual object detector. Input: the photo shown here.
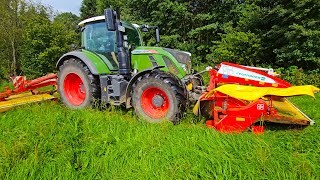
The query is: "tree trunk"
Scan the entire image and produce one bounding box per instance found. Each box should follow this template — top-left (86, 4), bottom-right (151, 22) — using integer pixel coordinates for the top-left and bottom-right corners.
top-left (11, 39), bottom-right (16, 75)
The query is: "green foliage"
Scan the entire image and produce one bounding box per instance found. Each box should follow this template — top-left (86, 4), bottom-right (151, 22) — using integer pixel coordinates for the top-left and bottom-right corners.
top-left (19, 12), bottom-right (78, 78)
top-left (80, 0), bottom-right (97, 19)
top-left (263, 0), bottom-right (320, 69)
top-left (54, 12), bottom-right (80, 31)
top-left (0, 0), bottom-right (27, 76)
top-left (79, 0), bottom-right (320, 72)
top-left (0, 1), bottom-right (79, 79)
top-left (276, 66), bottom-right (320, 87)
top-left (211, 31), bottom-right (263, 65)
top-left (0, 94), bottom-right (319, 179)
top-left (274, 24), bottom-right (320, 69)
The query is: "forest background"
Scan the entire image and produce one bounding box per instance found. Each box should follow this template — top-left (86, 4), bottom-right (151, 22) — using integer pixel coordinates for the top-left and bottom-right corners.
top-left (0, 0), bottom-right (319, 86)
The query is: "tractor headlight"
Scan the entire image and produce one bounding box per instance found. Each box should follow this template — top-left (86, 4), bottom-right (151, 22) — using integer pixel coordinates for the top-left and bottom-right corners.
top-left (163, 48), bottom-right (192, 73)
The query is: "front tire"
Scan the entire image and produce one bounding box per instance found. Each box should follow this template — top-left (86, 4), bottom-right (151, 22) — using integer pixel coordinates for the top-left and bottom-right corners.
top-left (131, 71), bottom-right (187, 124)
top-left (58, 59), bottom-right (100, 109)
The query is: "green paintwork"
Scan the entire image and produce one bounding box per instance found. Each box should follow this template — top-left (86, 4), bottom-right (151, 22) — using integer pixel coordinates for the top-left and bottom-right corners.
top-left (80, 44), bottom-right (188, 79)
top-left (131, 47), bottom-right (188, 79)
top-left (80, 46), bottom-right (188, 78)
top-left (78, 19), bottom-right (188, 79)
top-left (81, 49), bottom-right (111, 74)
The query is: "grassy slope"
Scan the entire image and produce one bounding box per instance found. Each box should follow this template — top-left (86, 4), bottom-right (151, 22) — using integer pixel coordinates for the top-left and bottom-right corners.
top-left (0, 94), bottom-right (319, 179)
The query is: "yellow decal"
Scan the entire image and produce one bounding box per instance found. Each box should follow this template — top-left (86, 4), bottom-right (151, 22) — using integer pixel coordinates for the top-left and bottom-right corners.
top-left (236, 117), bottom-right (246, 121)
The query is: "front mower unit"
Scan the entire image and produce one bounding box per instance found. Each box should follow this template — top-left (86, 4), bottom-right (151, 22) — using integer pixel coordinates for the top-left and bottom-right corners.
top-left (195, 62), bottom-right (318, 134)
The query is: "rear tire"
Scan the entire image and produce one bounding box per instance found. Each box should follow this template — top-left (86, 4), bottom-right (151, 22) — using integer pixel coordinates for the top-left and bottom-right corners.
top-left (131, 71), bottom-right (187, 124)
top-left (58, 59), bottom-right (100, 109)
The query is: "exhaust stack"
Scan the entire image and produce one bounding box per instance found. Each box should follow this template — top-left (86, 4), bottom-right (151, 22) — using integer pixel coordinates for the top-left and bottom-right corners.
top-left (105, 8), bottom-right (131, 77)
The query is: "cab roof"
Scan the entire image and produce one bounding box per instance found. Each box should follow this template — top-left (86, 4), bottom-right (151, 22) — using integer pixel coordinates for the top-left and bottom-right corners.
top-left (78, 16), bottom-right (105, 27)
top-left (78, 16), bottom-right (140, 30)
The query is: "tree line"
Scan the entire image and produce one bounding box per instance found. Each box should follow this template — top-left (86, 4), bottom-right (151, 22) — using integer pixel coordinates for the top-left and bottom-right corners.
top-left (0, 0), bottom-right (319, 81)
top-left (0, 0), bottom-right (79, 80)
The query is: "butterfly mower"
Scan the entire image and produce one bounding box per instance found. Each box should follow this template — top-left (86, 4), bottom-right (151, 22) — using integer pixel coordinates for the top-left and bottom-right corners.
top-left (1, 8), bottom-right (318, 133)
top-left (0, 74), bottom-right (57, 113)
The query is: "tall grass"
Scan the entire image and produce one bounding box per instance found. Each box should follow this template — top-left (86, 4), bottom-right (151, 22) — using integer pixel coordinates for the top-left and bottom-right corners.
top-left (0, 81), bottom-right (13, 91)
top-left (0, 94), bottom-right (319, 179)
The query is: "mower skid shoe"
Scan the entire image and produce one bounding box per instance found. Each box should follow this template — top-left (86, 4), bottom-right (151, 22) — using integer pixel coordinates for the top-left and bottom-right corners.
top-left (209, 99), bottom-right (267, 133)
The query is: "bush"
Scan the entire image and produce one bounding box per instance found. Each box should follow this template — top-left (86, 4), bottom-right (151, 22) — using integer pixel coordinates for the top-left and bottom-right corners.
top-left (276, 66), bottom-right (320, 87)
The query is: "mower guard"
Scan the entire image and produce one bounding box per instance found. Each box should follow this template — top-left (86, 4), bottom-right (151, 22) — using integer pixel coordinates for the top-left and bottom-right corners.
top-left (213, 84), bottom-right (319, 101)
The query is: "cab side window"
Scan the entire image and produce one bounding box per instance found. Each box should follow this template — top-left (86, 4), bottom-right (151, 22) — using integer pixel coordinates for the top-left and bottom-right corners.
top-left (126, 28), bottom-right (141, 49)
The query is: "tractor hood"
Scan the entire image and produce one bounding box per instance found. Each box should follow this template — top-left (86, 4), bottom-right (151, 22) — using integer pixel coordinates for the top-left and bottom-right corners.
top-left (131, 47), bottom-right (192, 75)
top-left (163, 48), bottom-right (192, 73)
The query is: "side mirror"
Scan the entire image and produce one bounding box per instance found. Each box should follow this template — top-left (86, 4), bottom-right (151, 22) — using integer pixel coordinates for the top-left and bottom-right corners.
top-left (105, 8), bottom-right (116, 31)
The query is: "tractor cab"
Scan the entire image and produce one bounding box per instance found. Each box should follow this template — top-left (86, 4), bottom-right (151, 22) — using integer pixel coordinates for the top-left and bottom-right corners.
top-left (77, 15), bottom-right (191, 78)
top-left (79, 16), bottom-right (142, 52)
top-left (78, 16), bottom-right (143, 71)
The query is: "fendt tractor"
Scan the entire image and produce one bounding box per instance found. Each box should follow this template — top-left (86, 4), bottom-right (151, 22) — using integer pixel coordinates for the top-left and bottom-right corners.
top-left (0, 8), bottom-right (318, 133)
top-left (56, 8), bottom-right (199, 123)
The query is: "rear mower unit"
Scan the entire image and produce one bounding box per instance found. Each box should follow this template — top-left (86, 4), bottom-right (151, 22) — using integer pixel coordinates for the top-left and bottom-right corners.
top-left (0, 74), bottom-right (57, 112)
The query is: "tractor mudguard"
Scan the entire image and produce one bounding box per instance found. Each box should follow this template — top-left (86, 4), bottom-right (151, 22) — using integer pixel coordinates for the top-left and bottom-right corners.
top-left (56, 51), bottom-right (110, 75)
top-left (125, 66), bottom-right (164, 108)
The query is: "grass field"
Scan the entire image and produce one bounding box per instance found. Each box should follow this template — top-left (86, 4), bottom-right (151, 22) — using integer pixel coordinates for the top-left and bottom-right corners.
top-left (0, 94), bottom-right (319, 179)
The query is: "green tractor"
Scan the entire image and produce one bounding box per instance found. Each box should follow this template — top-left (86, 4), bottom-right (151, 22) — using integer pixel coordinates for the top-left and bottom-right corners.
top-left (56, 8), bottom-right (203, 123)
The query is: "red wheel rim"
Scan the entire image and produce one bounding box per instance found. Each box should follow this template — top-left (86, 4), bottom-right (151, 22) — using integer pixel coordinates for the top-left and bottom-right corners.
top-left (64, 73), bottom-right (86, 106)
top-left (140, 87), bottom-right (170, 119)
